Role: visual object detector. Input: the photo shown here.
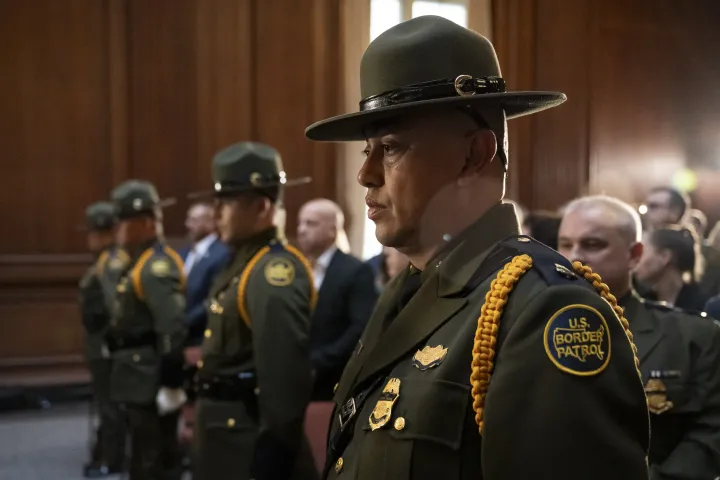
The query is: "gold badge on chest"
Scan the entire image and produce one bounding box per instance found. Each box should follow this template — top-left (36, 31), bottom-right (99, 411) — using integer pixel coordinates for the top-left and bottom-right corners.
top-left (645, 378), bottom-right (674, 414)
top-left (412, 345), bottom-right (448, 371)
top-left (369, 378), bottom-right (401, 431)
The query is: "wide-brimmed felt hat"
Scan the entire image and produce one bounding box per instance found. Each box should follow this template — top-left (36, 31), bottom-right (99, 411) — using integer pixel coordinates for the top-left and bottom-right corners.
top-left (111, 180), bottom-right (176, 220)
top-left (305, 15), bottom-right (566, 142)
top-left (78, 201), bottom-right (117, 231)
top-left (188, 141), bottom-right (311, 200)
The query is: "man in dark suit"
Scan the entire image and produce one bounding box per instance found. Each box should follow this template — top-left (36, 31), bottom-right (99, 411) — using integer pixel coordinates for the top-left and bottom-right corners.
top-left (179, 202), bottom-right (230, 347)
top-left (297, 198), bottom-right (378, 400)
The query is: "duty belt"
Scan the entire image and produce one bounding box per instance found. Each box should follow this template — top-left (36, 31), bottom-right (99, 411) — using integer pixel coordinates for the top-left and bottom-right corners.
top-left (197, 372), bottom-right (260, 422)
top-left (106, 332), bottom-right (156, 352)
top-left (324, 375), bottom-right (385, 477)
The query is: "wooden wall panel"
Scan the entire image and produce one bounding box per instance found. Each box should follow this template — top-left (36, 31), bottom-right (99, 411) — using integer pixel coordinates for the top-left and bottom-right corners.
top-left (254, 0), bottom-right (340, 238)
top-left (0, 0), bottom-right (112, 255)
top-left (493, 0), bottom-right (720, 221)
top-left (126, 0), bottom-right (199, 235)
top-left (0, 0), bottom-right (343, 373)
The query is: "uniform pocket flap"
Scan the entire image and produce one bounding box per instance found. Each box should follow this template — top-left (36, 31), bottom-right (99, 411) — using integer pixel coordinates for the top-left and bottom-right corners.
top-left (388, 379), bottom-right (470, 450)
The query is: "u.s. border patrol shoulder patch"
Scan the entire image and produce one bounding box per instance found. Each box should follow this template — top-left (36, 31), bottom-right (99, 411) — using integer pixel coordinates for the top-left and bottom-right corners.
top-left (543, 304), bottom-right (611, 376)
top-left (150, 258), bottom-right (171, 276)
top-left (264, 257), bottom-right (295, 287)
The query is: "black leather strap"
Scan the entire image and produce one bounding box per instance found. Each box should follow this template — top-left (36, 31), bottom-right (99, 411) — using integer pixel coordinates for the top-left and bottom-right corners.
top-left (359, 75), bottom-right (506, 111)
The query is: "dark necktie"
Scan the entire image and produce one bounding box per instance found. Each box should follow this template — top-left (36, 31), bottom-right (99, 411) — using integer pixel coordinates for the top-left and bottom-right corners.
top-left (383, 269), bottom-right (422, 331)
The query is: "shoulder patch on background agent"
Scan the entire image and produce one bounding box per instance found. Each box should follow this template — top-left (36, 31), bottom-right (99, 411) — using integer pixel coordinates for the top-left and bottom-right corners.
top-left (150, 258), bottom-right (171, 276)
top-left (264, 257), bottom-right (295, 286)
top-left (543, 304), bottom-right (611, 376)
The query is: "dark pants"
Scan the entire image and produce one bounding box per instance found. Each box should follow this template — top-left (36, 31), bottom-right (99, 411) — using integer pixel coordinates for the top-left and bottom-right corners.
top-left (87, 358), bottom-right (126, 468)
top-left (126, 404), bottom-right (181, 480)
top-left (194, 398), bottom-right (319, 480)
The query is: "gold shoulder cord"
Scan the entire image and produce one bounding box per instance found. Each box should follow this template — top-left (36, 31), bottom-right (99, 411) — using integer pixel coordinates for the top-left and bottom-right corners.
top-left (130, 248), bottom-right (155, 300)
top-left (470, 255), bottom-right (642, 434)
top-left (96, 250), bottom-right (110, 277)
top-left (236, 245), bottom-right (318, 329)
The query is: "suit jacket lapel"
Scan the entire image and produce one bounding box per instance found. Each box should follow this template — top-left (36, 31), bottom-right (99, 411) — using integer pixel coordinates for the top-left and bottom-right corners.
top-left (354, 270), bottom-right (467, 387)
top-left (318, 250), bottom-right (342, 297)
top-left (621, 293), bottom-right (664, 364)
top-left (334, 269), bottom-right (406, 403)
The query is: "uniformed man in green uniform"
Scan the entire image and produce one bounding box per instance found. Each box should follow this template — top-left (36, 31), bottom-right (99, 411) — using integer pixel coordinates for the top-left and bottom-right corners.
top-left (304, 15), bottom-right (649, 479)
top-left (79, 202), bottom-right (128, 477)
top-left (191, 142), bottom-right (318, 480)
top-left (107, 180), bottom-right (187, 480)
top-left (559, 195), bottom-right (720, 479)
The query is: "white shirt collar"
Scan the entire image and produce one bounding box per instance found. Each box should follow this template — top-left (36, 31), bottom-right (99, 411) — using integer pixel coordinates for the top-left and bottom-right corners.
top-left (316, 245), bottom-right (337, 270)
top-left (192, 233), bottom-right (218, 258)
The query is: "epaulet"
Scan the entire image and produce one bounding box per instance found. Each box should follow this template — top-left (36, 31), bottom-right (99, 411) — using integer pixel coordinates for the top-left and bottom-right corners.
top-left (237, 240), bottom-right (317, 328)
top-left (131, 243), bottom-right (186, 301)
top-left (95, 250), bottom-right (111, 277)
top-left (499, 235), bottom-right (587, 288)
top-left (641, 299), bottom-right (676, 313)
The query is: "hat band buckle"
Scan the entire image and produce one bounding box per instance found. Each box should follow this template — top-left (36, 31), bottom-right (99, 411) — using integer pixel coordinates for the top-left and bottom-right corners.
top-left (359, 75), bottom-right (506, 112)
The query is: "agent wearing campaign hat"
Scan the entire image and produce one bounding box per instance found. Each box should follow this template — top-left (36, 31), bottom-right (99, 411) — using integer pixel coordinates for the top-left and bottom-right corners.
top-left (79, 202), bottom-right (128, 478)
top-left (106, 180), bottom-right (187, 480)
top-left (306, 16), bottom-right (649, 479)
top-left (190, 142), bottom-right (317, 480)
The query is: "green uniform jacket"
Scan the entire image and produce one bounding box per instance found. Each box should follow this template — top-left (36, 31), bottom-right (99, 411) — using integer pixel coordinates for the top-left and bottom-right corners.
top-left (325, 203), bottom-right (649, 480)
top-left (621, 293), bottom-right (720, 479)
top-left (108, 240), bottom-right (187, 405)
top-left (198, 228), bottom-right (315, 480)
top-left (79, 247), bottom-right (129, 361)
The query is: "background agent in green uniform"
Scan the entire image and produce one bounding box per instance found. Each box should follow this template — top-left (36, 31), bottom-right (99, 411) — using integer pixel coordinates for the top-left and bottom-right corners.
top-left (559, 195), bottom-right (720, 479)
top-left (191, 142), bottom-right (318, 480)
top-left (79, 201), bottom-right (128, 477)
top-left (304, 15), bottom-right (649, 480)
top-left (107, 180), bottom-right (187, 480)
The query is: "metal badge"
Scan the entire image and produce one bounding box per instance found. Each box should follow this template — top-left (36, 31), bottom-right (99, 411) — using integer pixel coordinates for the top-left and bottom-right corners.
top-left (368, 378), bottom-right (401, 431)
top-left (645, 379), bottom-right (674, 414)
top-left (412, 345), bottom-right (448, 371)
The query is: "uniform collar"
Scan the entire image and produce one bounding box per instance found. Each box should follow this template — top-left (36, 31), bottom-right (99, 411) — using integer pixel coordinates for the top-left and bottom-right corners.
top-left (420, 202), bottom-right (520, 297)
top-left (618, 290), bottom-right (656, 333)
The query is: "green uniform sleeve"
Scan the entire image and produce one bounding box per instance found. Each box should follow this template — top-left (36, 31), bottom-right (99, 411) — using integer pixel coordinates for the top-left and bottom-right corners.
top-left (482, 283), bottom-right (650, 479)
top-left (140, 255), bottom-right (187, 388)
top-left (244, 249), bottom-right (313, 480)
top-left (79, 266), bottom-right (109, 335)
top-left (652, 321), bottom-right (720, 479)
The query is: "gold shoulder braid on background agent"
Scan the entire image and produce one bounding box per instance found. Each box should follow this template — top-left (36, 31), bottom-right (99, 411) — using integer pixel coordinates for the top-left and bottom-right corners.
top-left (236, 242), bottom-right (318, 328)
top-left (470, 255), bottom-right (644, 434)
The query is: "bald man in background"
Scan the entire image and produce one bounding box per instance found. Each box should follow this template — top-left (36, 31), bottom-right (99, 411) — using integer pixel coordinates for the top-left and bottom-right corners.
top-left (297, 199), bottom-right (378, 400)
top-left (558, 195), bottom-right (720, 479)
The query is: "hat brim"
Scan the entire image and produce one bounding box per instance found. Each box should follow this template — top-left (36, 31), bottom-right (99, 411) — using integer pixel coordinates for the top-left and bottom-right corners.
top-left (187, 176), bottom-right (312, 200)
top-left (305, 91), bottom-right (566, 141)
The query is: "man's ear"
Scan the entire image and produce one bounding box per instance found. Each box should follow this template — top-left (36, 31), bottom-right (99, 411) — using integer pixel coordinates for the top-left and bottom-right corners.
top-left (628, 242), bottom-right (644, 269)
top-left (458, 129), bottom-right (497, 186)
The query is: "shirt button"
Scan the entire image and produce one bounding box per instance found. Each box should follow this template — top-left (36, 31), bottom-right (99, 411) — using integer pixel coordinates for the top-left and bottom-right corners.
top-left (394, 417), bottom-right (406, 431)
top-left (335, 457), bottom-right (343, 473)
top-left (204, 329), bottom-right (212, 338)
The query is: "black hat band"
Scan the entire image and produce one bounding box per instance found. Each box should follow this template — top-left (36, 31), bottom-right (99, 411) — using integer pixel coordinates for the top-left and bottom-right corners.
top-left (359, 75), bottom-right (506, 112)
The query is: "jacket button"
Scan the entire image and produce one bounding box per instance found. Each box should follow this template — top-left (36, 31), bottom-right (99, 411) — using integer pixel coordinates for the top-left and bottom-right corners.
top-left (394, 417), bottom-right (406, 431)
top-left (204, 329), bottom-right (212, 338)
top-left (335, 457), bottom-right (343, 473)
top-left (227, 418), bottom-right (235, 428)
top-left (196, 360), bottom-right (203, 369)
top-left (132, 354), bottom-right (140, 363)
top-left (333, 383), bottom-right (339, 393)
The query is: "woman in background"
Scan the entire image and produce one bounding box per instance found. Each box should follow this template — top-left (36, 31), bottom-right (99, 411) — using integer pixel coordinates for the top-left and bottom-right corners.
top-left (634, 225), bottom-right (710, 312)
